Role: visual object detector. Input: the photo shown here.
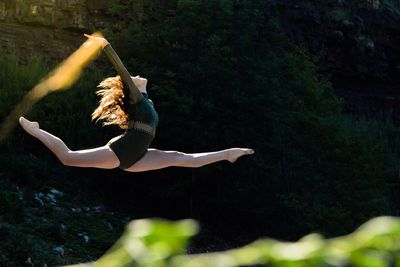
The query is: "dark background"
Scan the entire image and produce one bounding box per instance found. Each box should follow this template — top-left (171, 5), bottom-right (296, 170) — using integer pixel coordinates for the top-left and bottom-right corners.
top-left (0, 0), bottom-right (400, 265)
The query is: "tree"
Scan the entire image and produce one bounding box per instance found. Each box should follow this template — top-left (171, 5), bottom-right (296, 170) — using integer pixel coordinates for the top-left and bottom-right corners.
top-left (99, 0), bottom-right (397, 241)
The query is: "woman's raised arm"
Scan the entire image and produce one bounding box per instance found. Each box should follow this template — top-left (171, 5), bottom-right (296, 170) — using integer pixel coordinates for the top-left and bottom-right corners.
top-left (84, 34), bottom-right (143, 104)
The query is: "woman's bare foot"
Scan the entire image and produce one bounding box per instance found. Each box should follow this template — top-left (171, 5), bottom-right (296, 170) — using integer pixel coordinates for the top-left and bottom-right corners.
top-left (227, 148), bottom-right (254, 163)
top-left (19, 117), bottom-right (40, 137)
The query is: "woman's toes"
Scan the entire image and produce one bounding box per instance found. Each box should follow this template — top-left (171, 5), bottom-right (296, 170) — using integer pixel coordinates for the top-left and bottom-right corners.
top-left (246, 149), bottom-right (255, 155)
top-left (227, 148), bottom-right (254, 163)
top-left (19, 117), bottom-right (40, 135)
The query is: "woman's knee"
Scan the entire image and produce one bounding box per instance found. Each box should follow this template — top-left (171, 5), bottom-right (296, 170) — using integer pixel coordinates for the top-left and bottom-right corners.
top-left (168, 151), bottom-right (197, 167)
top-left (147, 150), bottom-right (186, 167)
top-left (163, 150), bottom-right (184, 161)
top-left (58, 151), bottom-right (77, 166)
top-left (125, 149), bottom-right (194, 172)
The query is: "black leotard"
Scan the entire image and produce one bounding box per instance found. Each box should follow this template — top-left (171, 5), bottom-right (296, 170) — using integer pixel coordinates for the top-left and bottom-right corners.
top-left (103, 44), bottom-right (159, 169)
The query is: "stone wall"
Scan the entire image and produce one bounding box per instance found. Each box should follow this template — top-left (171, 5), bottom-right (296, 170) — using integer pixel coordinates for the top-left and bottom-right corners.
top-left (273, 0), bottom-right (400, 86)
top-left (0, 0), bottom-right (116, 63)
top-left (272, 0), bottom-right (400, 117)
top-left (1, 0), bottom-right (400, 87)
top-left (2, 0), bottom-right (400, 117)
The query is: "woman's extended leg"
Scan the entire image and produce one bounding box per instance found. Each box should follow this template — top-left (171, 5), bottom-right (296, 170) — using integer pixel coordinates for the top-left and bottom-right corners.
top-left (19, 117), bottom-right (120, 169)
top-left (125, 148), bottom-right (254, 172)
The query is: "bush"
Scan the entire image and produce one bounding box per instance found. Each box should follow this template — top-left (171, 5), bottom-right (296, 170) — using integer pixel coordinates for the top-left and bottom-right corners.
top-left (104, 0), bottom-right (398, 240)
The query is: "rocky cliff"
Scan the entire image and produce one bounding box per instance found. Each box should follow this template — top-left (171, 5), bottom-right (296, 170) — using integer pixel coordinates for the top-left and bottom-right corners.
top-left (1, 0), bottom-right (400, 114)
top-left (273, 0), bottom-right (400, 86)
top-left (270, 0), bottom-right (400, 115)
top-left (0, 0), bottom-right (115, 63)
top-left (2, 0), bottom-right (399, 85)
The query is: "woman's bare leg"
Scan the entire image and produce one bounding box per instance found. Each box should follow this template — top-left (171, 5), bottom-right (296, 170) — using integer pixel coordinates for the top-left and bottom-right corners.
top-left (19, 117), bottom-right (120, 169)
top-left (125, 148), bottom-right (254, 172)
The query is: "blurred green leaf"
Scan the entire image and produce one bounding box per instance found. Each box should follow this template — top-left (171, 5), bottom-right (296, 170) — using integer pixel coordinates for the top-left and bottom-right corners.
top-left (67, 216), bottom-right (400, 267)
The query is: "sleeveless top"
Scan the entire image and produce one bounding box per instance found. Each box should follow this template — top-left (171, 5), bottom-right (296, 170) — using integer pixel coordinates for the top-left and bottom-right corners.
top-left (103, 44), bottom-right (159, 169)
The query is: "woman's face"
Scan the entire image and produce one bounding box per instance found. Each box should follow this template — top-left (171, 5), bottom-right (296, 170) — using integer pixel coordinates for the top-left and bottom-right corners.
top-left (131, 75), bottom-right (148, 90)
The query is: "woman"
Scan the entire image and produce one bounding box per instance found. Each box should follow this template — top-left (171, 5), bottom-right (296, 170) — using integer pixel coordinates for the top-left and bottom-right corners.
top-left (19, 35), bottom-right (254, 172)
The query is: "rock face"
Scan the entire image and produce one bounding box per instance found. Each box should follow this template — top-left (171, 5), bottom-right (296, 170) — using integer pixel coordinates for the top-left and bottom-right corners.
top-left (2, 0), bottom-right (399, 86)
top-left (271, 0), bottom-right (400, 117)
top-left (1, 0), bottom-right (400, 115)
top-left (0, 0), bottom-right (115, 63)
top-left (272, 0), bottom-right (400, 86)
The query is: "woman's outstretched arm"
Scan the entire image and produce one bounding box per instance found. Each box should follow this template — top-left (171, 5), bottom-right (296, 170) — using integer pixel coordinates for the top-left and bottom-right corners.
top-left (84, 34), bottom-right (143, 104)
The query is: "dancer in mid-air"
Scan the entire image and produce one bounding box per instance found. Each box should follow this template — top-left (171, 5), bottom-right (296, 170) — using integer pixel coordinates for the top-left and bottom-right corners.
top-left (19, 35), bottom-right (254, 172)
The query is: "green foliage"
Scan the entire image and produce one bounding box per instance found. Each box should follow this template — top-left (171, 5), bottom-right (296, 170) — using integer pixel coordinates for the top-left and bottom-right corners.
top-left (357, 34), bottom-right (373, 45)
top-left (0, 50), bottom-right (126, 266)
top-left (0, 52), bottom-right (47, 118)
top-left (95, 219), bottom-right (198, 267)
top-left (0, 0), bottom-right (400, 265)
top-left (67, 216), bottom-right (400, 267)
top-left (0, 178), bottom-right (125, 266)
top-left (0, 50), bottom-right (112, 172)
top-left (343, 114), bottom-right (400, 156)
top-left (383, 0), bottom-right (400, 14)
top-left (105, 0), bottom-right (398, 240)
top-left (330, 8), bottom-right (351, 22)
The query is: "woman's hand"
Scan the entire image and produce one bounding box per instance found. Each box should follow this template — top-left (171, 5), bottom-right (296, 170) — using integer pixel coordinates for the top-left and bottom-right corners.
top-left (84, 34), bottom-right (109, 48)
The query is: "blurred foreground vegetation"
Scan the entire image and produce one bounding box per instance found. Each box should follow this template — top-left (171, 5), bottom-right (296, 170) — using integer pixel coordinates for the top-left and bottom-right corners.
top-left (0, 0), bottom-right (400, 265)
top-left (68, 216), bottom-right (400, 267)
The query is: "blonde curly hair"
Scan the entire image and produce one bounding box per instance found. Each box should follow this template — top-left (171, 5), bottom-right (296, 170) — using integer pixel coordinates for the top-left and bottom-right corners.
top-left (91, 76), bottom-right (129, 129)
